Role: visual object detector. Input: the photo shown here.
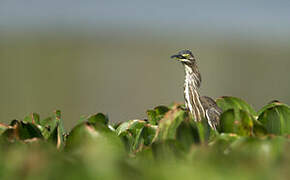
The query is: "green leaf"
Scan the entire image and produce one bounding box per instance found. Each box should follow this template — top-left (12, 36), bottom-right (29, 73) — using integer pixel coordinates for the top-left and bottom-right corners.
top-left (156, 109), bottom-right (186, 141)
top-left (116, 120), bottom-right (148, 153)
top-left (219, 109), bottom-right (254, 136)
top-left (116, 119), bottom-right (158, 153)
top-left (65, 122), bottom-right (97, 150)
top-left (87, 113), bottom-right (109, 125)
top-left (146, 106), bottom-right (170, 125)
top-left (258, 101), bottom-right (289, 116)
top-left (216, 96), bottom-right (257, 116)
top-left (132, 128), bottom-right (145, 152)
top-left (258, 103), bottom-right (290, 135)
top-left (209, 133), bottom-right (240, 153)
top-left (142, 124), bottom-right (158, 146)
top-left (116, 120), bottom-right (146, 136)
top-left (78, 115), bottom-right (88, 124)
top-left (253, 120), bottom-right (268, 136)
top-left (39, 116), bottom-right (56, 139)
top-left (1, 120), bottom-right (43, 142)
top-left (152, 140), bottom-right (185, 160)
top-left (229, 136), bottom-right (288, 161)
top-left (176, 121), bottom-right (200, 150)
top-left (194, 118), bottom-right (213, 143)
top-left (48, 110), bottom-right (65, 149)
top-left (23, 113), bottom-right (40, 125)
top-left (18, 121), bottom-right (43, 140)
top-left (65, 121), bottom-right (122, 152)
top-left (0, 123), bottom-right (8, 135)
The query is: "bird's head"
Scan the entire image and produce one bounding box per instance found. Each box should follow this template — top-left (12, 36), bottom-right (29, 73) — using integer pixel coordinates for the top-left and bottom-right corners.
top-left (171, 49), bottom-right (195, 64)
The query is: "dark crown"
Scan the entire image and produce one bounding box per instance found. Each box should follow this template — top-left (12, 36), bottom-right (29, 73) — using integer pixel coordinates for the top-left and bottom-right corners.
top-left (177, 49), bottom-right (194, 57)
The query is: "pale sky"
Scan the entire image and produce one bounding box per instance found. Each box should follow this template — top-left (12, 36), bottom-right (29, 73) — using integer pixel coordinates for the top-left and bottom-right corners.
top-left (1, 0), bottom-right (290, 34)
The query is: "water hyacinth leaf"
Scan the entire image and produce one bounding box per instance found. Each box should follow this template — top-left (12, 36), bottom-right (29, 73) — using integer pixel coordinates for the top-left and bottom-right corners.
top-left (1, 128), bottom-right (15, 142)
top-left (66, 120), bottom-right (124, 154)
top-left (219, 109), bottom-right (235, 133)
top-left (253, 120), bottom-right (268, 136)
top-left (239, 109), bottom-right (254, 133)
top-left (219, 109), bottom-right (254, 136)
top-left (125, 120), bottom-right (146, 131)
top-left (257, 101), bottom-right (285, 116)
top-left (87, 113), bottom-right (109, 125)
top-left (146, 110), bottom-right (157, 125)
top-left (112, 122), bottom-right (122, 130)
top-left (38, 114), bottom-right (59, 140)
top-left (142, 125), bottom-right (158, 146)
top-left (78, 115), bottom-right (88, 124)
top-left (209, 133), bottom-right (240, 152)
top-left (155, 106), bottom-right (170, 116)
top-left (48, 122), bottom-right (63, 148)
top-left (65, 122), bottom-right (98, 150)
top-left (258, 103), bottom-right (290, 135)
top-left (0, 120), bottom-right (19, 141)
top-left (1, 120), bottom-right (43, 142)
top-left (0, 123), bottom-right (8, 135)
top-left (146, 106), bottom-right (170, 125)
top-left (116, 120), bottom-right (147, 153)
top-left (229, 136), bottom-right (287, 161)
top-left (132, 128), bottom-right (145, 153)
top-left (152, 140), bottom-right (185, 160)
top-left (116, 120), bottom-right (146, 136)
top-left (48, 110), bottom-right (65, 149)
top-left (90, 121), bottom-right (113, 134)
top-left (117, 120), bottom-right (157, 153)
top-left (116, 120), bottom-right (157, 153)
top-left (216, 96), bottom-right (257, 116)
top-left (18, 121), bottom-right (43, 140)
top-left (24, 113), bottom-right (40, 125)
top-left (194, 118), bottom-right (212, 143)
top-left (176, 121), bottom-right (200, 150)
top-left (156, 109), bottom-right (186, 141)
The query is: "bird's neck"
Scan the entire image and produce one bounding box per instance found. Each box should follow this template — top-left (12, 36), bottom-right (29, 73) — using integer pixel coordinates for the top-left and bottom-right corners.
top-left (184, 63), bottom-right (201, 88)
top-left (183, 63), bottom-right (205, 122)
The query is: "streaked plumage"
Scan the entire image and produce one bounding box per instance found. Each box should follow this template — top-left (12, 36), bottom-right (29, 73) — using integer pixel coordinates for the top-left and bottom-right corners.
top-left (171, 49), bottom-right (222, 130)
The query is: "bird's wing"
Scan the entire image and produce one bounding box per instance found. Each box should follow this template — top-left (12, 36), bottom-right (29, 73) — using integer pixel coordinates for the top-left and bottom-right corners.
top-left (205, 107), bottom-right (222, 130)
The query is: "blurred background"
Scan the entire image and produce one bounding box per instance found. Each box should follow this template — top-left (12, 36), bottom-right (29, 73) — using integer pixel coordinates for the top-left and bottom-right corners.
top-left (0, 0), bottom-right (289, 129)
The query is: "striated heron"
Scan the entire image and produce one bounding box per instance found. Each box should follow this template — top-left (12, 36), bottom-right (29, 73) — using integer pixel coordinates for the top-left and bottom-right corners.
top-left (171, 49), bottom-right (222, 130)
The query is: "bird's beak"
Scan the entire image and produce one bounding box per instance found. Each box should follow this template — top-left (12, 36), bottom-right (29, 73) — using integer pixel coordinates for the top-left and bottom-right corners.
top-left (171, 54), bottom-right (183, 60)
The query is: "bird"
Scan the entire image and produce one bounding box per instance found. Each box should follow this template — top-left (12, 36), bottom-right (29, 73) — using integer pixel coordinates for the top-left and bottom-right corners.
top-left (171, 49), bottom-right (222, 130)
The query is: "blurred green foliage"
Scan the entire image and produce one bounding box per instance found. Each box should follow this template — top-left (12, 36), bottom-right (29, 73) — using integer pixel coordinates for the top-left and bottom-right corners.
top-left (0, 96), bottom-right (290, 179)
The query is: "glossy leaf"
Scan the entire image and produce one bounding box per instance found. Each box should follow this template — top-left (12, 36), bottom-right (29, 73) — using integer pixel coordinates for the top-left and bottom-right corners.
top-left (87, 113), bottom-right (109, 125)
top-left (258, 103), bottom-right (290, 135)
top-left (176, 121), bottom-right (200, 150)
top-left (48, 110), bottom-right (65, 149)
top-left (116, 120), bottom-right (157, 153)
top-left (24, 113), bottom-right (40, 125)
top-left (219, 109), bottom-right (254, 136)
top-left (0, 123), bottom-right (8, 135)
top-left (194, 118), bottom-right (213, 143)
top-left (65, 122), bottom-right (98, 150)
top-left (116, 120), bottom-right (146, 136)
top-left (257, 101), bottom-right (285, 115)
top-left (65, 121), bottom-right (121, 151)
top-left (146, 106), bottom-right (170, 125)
top-left (216, 96), bottom-right (257, 116)
top-left (209, 133), bottom-right (240, 153)
top-left (229, 136), bottom-right (288, 161)
top-left (1, 120), bottom-right (43, 142)
top-left (142, 125), bottom-right (158, 146)
top-left (156, 109), bottom-right (186, 141)
top-left (152, 140), bottom-right (185, 160)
